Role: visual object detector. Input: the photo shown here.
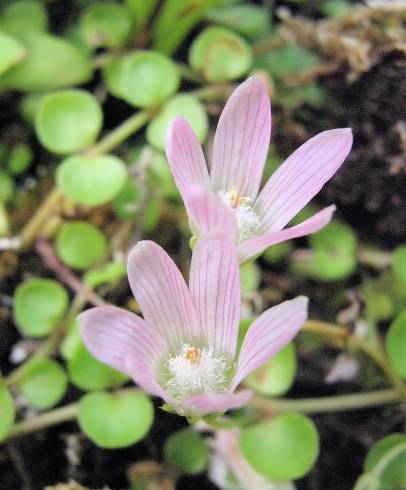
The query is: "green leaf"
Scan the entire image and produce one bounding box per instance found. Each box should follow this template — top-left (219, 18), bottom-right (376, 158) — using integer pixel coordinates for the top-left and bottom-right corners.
top-left (206, 4), bottom-right (268, 39)
top-left (19, 358), bottom-right (68, 410)
top-left (386, 311), bottom-right (406, 378)
top-left (68, 339), bottom-right (127, 391)
top-left (57, 154), bottom-right (127, 206)
top-left (84, 261), bottom-right (126, 289)
top-left (0, 32), bottom-right (92, 92)
top-left (321, 0), bottom-right (351, 18)
top-left (125, 0), bottom-right (158, 33)
top-left (152, 0), bottom-right (218, 55)
top-left (78, 390), bottom-right (154, 448)
top-left (1, 0), bottom-right (48, 36)
top-left (7, 143), bottom-right (33, 175)
top-left (0, 170), bottom-right (15, 203)
top-left (239, 412), bottom-right (319, 480)
top-left (189, 26), bottom-right (252, 82)
top-left (393, 245), bottom-right (406, 286)
top-left (103, 51), bottom-right (180, 108)
top-left (56, 221), bottom-right (107, 270)
top-left (35, 90), bottom-right (102, 155)
top-left (0, 32), bottom-right (26, 76)
top-left (263, 241), bottom-right (292, 264)
top-left (80, 2), bottom-right (132, 48)
top-left (146, 94), bottom-right (208, 150)
top-left (20, 93), bottom-right (46, 125)
top-left (240, 260), bottom-right (260, 294)
top-left (364, 434), bottom-right (406, 490)
top-left (0, 381), bottom-right (15, 443)
top-left (112, 178), bottom-right (141, 219)
top-left (244, 342), bottom-right (297, 396)
top-left (164, 428), bottom-right (209, 475)
top-left (14, 278), bottom-right (68, 337)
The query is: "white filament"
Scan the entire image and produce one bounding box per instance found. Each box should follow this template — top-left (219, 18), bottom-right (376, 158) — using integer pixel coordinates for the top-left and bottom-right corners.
top-left (166, 343), bottom-right (228, 400)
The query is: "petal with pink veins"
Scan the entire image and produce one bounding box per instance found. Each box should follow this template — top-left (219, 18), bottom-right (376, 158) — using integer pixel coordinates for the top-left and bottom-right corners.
top-left (210, 78), bottom-right (271, 200)
top-left (189, 233), bottom-right (240, 358)
top-left (256, 128), bottom-right (352, 232)
top-left (183, 389), bottom-right (253, 416)
top-left (232, 296), bottom-right (308, 390)
top-left (127, 241), bottom-right (200, 349)
top-left (237, 205), bottom-right (335, 263)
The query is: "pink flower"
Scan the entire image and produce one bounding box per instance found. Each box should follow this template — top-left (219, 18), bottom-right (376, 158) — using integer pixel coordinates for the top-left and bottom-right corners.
top-left (79, 234), bottom-right (308, 417)
top-left (165, 77), bottom-right (353, 263)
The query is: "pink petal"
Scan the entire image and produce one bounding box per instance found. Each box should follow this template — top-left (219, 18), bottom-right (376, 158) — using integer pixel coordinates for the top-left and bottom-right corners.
top-left (210, 78), bottom-right (271, 200)
top-left (189, 233), bottom-right (240, 358)
top-left (165, 117), bottom-right (210, 203)
top-left (256, 128), bottom-right (353, 232)
top-left (237, 205), bottom-right (335, 263)
top-left (127, 241), bottom-right (199, 349)
top-left (183, 389), bottom-right (253, 416)
top-left (186, 186), bottom-right (236, 237)
top-left (79, 305), bottom-right (166, 397)
top-left (232, 296), bottom-right (308, 389)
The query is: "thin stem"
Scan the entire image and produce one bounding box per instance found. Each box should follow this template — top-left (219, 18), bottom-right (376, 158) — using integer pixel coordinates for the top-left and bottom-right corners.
top-left (249, 388), bottom-right (400, 415)
top-left (8, 402), bottom-right (79, 439)
top-left (302, 320), bottom-right (348, 343)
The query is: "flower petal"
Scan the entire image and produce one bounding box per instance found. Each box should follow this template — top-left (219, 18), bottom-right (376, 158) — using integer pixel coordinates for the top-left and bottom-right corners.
top-left (79, 305), bottom-right (166, 397)
top-left (186, 186), bottom-right (236, 238)
top-left (183, 389), bottom-right (252, 416)
top-left (166, 117), bottom-right (210, 203)
top-left (256, 128), bottom-right (353, 232)
top-left (237, 205), bottom-right (335, 263)
top-left (189, 233), bottom-right (240, 358)
top-left (232, 296), bottom-right (308, 389)
top-left (127, 241), bottom-right (199, 349)
top-left (210, 77), bottom-right (271, 200)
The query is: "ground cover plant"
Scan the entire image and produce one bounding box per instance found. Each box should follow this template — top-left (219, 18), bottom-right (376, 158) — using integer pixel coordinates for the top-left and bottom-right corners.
top-left (0, 1), bottom-right (405, 489)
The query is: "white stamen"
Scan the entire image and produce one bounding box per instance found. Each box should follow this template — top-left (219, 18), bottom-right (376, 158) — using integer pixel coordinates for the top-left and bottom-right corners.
top-left (165, 343), bottom-right (228, 400)
top-left (218, 188), bottom-right (260, 243)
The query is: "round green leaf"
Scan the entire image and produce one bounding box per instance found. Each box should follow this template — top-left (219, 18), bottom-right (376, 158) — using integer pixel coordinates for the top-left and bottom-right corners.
top-left (14, 278), bottom-right (68, 337)
top-left (57, 154), bottom-right (127, 206)
top-left (1, 0), bottom-right (48, 36)
top-left (8, 143), bottom-right (33, 175)
top-left (80, 2), bottom-right (131, 48)
top-left (146, 94), bottom-right (208, 150)
top-left (393, 246), bottom-right (406, 286)
top-left (164, 428), bottom-right (209, 475)
top-left (263, 241), bottom-right (292, 264)
top-left (35, 90), bottom-right (102, 154)
top-left (245, 342), bottom-right (297, 396)
top-left (56, 221), bottom-right (107, 270)
top-left (239, 412), bottom-right (319, 480)
top-left (365, 434), bottom-right (406, 490)
top-left (0, 32), bottom-right (26, 76)
top-left (78, 390), bottom-right (154, 448)
top-left (103, 51), bottom-right (180, 108)
top-left (84, 261), bottom-right (126, 289)
top-left (0, 32), bottom-right (92, 92)
top-left (68, 341), bottom-right (127, 391)
top-left (0, 170), bottom-right (15, 203)
top-left (19, 358), bottom-right (68, 410)
top-left (189, 26), bottom-right (252, 82)
top-left (112, 179), bottom-right (141, 219)
top-left (0, 382), bottom-right (15, 443)
top-left (206, 4), bottom-right (268, 39)
top-left (386, 311), bottom-right (406, 378)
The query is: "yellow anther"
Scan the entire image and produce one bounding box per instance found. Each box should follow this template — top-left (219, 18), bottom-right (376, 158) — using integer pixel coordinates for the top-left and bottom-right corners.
top-left (229, 185), bottom-right (250, 209)
top-left (185, 346), bottom-right (201, 364)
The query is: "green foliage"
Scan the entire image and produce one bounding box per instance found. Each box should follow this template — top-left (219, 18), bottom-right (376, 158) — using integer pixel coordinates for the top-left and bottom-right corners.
top-left (392, 245), bottom-right (406, 286)
top-left (263, 241), bottom-right (293, 264)
top-left (103, 51), bottom-right (180, 108)
top-left (321, 0), bottom-right (351, 18)
top-left (80, 2), bottom-right (132, 48)
top-left (1, 1), bottom-right (48, 36)
top-left (152, 0), bottom-right (219, 55)
top-left (14, 278), bottom-right (68, 337)
top-left (257, 45), bottom-right (320, 80)
top-left (386, 311), bottom-right (406, 378)
top-left (78, 390), bottom-right (154, 448)
top-left (189, 26), bottom-right (252, 82)
top-left (112, 179), bottom-right (141, 219)
top-left (0, 32), bottom-right (25, 76)
top-left (164, 428), bottom-right (209, 475)
top-left (35, 90), bottom-right (102, 154)
top-left (147, 94), bottom-right (208, 150)
top-left (240, 260), bottom-right (260, 294)
top-left (206, 4), bottom-right (268, 39)
top-left (364, 434), bottom-right (406, 490)
top-left (56, 221), bottom-right (108, 270)
top-left (7, 143), bottom-right (33, 175)
top-left (244, 342), bottom-right (297, 396)
top-left (125, 0), bottom-right (157, 33)
top-left (239, 412), bottom-right (319, 480)
top-left (0, 33), bottom-right (92, 92)
top-left (0, 170), bottom-right (15, 203)
top-left (0, 381), bottom-right (15, 443)
top-left (19, 358), bottom-right (68, 410)
top-left (57, 154), bottom-right (127, 206)
top-left (84, 261), bottom-right (126, 289)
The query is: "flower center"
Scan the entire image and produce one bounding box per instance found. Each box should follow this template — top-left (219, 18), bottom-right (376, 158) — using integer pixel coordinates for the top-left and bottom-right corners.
top-left (218, 185), bottom-right (260, 243)
top-left (165, 343), bottom-right (228, 401)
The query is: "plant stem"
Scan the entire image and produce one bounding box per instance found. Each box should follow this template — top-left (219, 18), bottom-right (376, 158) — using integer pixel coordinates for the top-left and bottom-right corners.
top-left (249, 388), bottom-right (400, 415)
top-left (302, 320), bottom-right (348, 344)
top-left (8, 402), bottom-right (79, 439)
